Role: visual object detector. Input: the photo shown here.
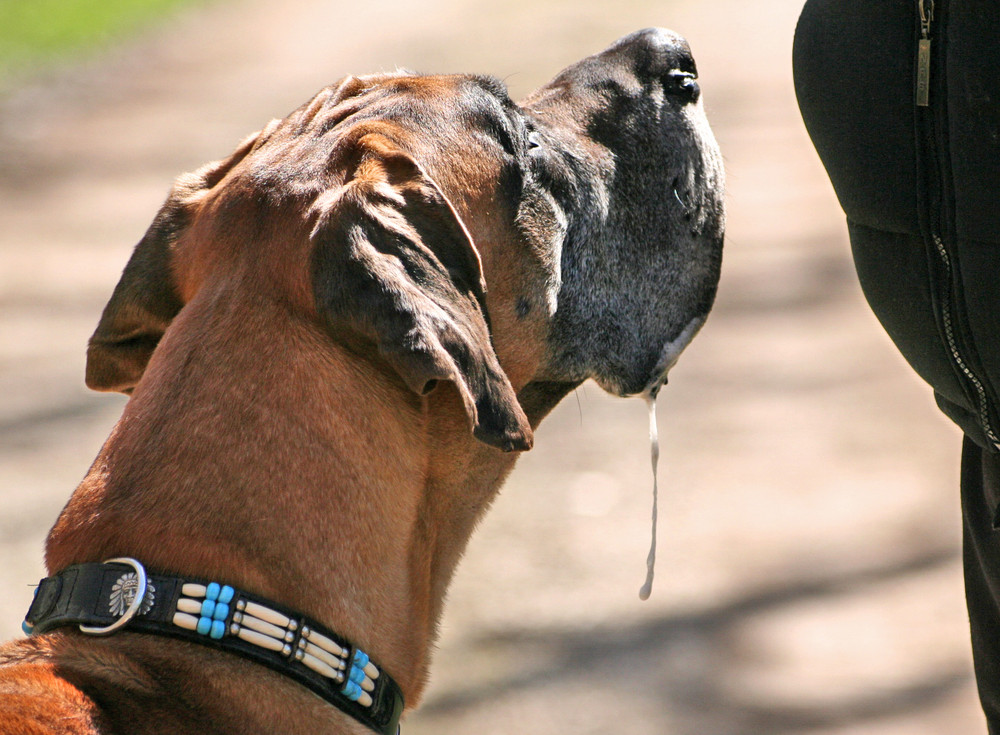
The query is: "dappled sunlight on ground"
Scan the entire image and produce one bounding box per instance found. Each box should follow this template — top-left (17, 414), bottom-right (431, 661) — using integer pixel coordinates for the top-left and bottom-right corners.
top-left (0, 0), bottom-right (981, 732)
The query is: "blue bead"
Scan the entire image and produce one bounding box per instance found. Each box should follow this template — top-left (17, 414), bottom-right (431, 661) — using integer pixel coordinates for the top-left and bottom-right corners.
top-left (205, 582), bottom-right (221, 601)
top-left (213, 602), bottom-right (229, 621)
top-left (218, 585), bottom-right (235, 604)
top-left (201, 599), bottom-right (216, 618)
top-left (210, 620), bottom-right (226, 639)
top-left (196, 617), bottom-right (212, 636)
top-left (21, 621), bottom-right (34, 636)
top-left (353, 650), bottom-right (370, 668)
top-left (342, 681), bottom-right (362, 701)
top-left (349, 666), bottom-right (366, 684)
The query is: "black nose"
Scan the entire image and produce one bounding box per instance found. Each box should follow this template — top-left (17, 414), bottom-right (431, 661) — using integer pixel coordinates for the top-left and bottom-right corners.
top-left (608, 28), bottom-right (700, 101)
top-left (665, 70), bottom-right (701, 103)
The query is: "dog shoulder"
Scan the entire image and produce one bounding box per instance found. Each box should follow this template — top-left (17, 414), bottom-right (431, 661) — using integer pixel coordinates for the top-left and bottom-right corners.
top-left (0, 638), bottom-right (106, 734)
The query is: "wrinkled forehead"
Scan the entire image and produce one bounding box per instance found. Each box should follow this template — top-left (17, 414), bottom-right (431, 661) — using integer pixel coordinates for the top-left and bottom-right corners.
top-left (176, 72), bottom-right (526, 275)
top-left (354, 72), bottom-right (518, 129)
top-left (235, 72), bottom-right (523, 200)
top-left (355, 73), bottom-right (524, 161)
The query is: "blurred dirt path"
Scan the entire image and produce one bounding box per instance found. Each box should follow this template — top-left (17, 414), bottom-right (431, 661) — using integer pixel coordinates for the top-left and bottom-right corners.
top-left (0, 0), bottom-right (983, 733)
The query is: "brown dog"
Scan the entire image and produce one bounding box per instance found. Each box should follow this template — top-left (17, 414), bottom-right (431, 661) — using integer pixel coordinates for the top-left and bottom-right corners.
top-left (0, 28), bottom-right (723, 734)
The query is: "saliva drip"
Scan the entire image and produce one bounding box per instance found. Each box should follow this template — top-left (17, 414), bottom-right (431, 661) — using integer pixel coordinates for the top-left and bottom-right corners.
top-left (638, 390), bottom-right (660, 601)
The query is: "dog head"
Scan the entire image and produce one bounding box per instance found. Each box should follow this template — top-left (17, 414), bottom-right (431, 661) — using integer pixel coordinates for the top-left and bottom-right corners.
top-left (523, 27), bottom-right (725, 397)
top-left (85, 28), bottom-right (724, 451)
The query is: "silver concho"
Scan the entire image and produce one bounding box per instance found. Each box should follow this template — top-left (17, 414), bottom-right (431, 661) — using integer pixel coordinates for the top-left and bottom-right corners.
top-left (109, 572), bottom-right (155, 617)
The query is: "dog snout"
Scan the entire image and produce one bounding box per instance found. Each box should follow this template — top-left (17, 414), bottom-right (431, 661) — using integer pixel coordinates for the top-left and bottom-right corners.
top-left (520, 28), bottom-right (723, 401)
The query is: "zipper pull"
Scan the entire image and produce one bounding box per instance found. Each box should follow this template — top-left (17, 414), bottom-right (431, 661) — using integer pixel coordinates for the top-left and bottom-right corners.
top-left (916, 0), bottom-right (934, 106)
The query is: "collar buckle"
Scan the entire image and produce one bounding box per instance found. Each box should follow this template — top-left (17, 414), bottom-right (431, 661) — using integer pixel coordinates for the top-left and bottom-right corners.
top-left (78, 557), bottom-right (151, 636)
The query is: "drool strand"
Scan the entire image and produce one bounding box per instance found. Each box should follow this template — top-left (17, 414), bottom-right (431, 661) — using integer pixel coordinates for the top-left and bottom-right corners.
top-left (639, 391), bottom-right (660, 601)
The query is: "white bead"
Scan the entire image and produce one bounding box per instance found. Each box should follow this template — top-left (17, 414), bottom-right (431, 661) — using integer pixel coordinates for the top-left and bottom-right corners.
top-left (358, 691), bottom-right (373, 708)
top-left (176, 598), bottom-right (203, 615)
top-left (236, 627), bottom-right (285, 652)
top-left (303, 628), bottom-right (346, 657)
top-left (181, 584), bottom-right (207, 598)
top-left (364, 663), bottom-right (379, 680)
top-left (299, 651), bottom-right (344, 680)
top-left (239, 614), bottom-right (286, 641)
top-left (172, 612), bottom-right (199, 631)
top-left (303, 641), bottom-right (345, 670)
top-left (243, 601), bottom-right (291, 628)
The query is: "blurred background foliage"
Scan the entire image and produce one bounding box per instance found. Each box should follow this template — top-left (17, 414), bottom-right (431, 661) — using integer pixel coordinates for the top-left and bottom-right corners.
top-left (0, 0), bottom-right (205, 84)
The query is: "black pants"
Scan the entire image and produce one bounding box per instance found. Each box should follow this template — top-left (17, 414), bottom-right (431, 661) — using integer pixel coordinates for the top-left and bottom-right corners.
top-left (963, 437), bottom-right (1000, 732)
top-left (793, 1), bottom-right (1000, 728)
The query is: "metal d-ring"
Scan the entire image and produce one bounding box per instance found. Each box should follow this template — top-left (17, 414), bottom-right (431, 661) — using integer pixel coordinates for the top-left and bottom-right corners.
top-left (79, 557), bottom-right (148, 636)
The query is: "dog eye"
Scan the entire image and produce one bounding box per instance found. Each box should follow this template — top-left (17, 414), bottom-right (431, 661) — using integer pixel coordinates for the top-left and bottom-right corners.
top-left (527, 131), bottom-right (543, 150)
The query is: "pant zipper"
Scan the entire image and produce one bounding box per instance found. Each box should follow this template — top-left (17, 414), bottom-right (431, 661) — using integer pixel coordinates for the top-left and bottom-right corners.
top-left (917, 0), bottom-right (1000, 449)
top-left (916, 0), bottom-right (934, 106)
top-left (931, 235), bottom-right (1000, 448)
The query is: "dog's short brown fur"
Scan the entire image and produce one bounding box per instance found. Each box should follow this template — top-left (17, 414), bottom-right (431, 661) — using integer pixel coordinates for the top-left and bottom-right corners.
top-left (0, 29), bottom-right (724, 734)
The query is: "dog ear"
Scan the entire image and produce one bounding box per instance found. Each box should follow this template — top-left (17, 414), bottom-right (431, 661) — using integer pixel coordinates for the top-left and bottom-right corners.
top-left (311, 138), bottom-right (533, 452)
top-left (86, 131), bottom-right (263, 393)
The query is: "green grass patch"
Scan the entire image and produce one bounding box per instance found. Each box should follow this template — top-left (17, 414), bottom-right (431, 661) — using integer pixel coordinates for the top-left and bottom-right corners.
top-left (0, 0), bottom-right (204, 80)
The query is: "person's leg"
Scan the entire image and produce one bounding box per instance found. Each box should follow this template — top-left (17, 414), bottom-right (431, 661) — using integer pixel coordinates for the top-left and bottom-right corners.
top-left (962, 436), bottom-right (1000, 732)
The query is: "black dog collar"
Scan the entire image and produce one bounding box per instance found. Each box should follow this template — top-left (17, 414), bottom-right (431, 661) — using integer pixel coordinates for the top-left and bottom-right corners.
top-left (22, 558), bottom-right (404, 735)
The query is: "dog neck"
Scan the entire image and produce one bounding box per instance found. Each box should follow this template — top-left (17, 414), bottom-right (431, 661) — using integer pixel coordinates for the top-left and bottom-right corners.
top-left (45, 296), bottom-right (527, 722)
